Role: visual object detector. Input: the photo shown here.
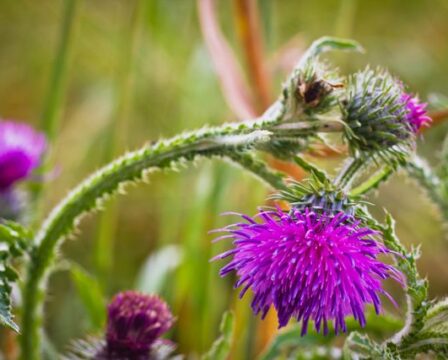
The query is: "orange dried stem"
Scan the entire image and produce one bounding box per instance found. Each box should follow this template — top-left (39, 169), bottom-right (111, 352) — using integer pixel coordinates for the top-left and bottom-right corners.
top-left (233, 0), bottom-right (271, 111)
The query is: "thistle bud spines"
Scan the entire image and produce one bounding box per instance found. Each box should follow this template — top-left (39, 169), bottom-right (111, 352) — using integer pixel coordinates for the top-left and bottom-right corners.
top-left (342, 67), bottom-right (412, 156)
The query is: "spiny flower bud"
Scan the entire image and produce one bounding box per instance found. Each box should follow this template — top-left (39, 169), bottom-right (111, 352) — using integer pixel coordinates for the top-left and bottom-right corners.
top-left (341, 68), bottom-right (414, 155)
top-left (105, 291), bottom-right (174, 358)
top-left (213, 204), bottom-right (403, 336)
top-left (0, 120), bottom-right (46, 190)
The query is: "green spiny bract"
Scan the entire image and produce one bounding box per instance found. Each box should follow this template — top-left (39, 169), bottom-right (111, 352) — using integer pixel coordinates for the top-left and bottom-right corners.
top-left (341, 67), bottom-right (412, 157)
top-left (275, 176), bottom-right (359, 218)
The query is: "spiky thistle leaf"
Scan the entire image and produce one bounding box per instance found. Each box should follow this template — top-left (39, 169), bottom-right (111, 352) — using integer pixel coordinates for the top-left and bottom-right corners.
top-left (0, 221), bottom-right (31, 332)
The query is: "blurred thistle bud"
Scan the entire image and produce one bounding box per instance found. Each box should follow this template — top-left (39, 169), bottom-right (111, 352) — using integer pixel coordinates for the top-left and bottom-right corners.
top-left (341, 67), bottom-right (430, 157)
top-left (0, 120), bottom-right (46, 190)
top-left (105, 291), bottom-right (174, 357)
top-left (213, 185), bottom-right (404, 336)
top-left (293, 61), bottom-right (343, 115)
top-left (65, 291), bottom-right (177, 360)
top-left (0, 189), bottom-right (27, 222)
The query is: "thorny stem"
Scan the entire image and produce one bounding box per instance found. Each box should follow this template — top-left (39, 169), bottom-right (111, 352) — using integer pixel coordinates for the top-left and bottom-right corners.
top-left (224, 152), bottom-right (288, 190)
top-left (334, 157), bottom-right (366, 190)
top-left (350, 166), bottom-right (393, 196)
top-left (406, 156), bottom-right (448, 222)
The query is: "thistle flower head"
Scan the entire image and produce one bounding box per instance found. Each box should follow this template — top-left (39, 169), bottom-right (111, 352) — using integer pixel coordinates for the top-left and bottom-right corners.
top-left (213, 207), bottom-right (403, 335)
top-left (401, 93), bottom-right (431, 132)
top-left (342, 68), bottom-right (412, 155)
top-left (0, 120), bottom-right (46, 190)
top-left (105, 291), bottom-right (174, 358)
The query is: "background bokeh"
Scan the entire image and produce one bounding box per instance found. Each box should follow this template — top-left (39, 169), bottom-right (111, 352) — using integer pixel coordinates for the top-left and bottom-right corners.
top-left (1, 0), bottom-right (448, 358)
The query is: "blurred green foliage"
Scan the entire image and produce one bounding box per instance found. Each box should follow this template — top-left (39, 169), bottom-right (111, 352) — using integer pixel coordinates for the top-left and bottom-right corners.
top-left (0, 0), bottom-right (448, 358)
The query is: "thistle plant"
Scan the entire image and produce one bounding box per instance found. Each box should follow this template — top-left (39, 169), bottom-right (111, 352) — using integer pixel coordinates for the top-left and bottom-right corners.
top-left (0, 36), bottom-right (446, 360)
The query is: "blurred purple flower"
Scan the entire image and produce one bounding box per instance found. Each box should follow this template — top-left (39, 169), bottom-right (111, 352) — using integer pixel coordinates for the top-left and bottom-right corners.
top-left (401, 93), bottom-right (432, 132)
top-left (105, 291), bottom-right (174, 358)
top-left (213, 208), bottom-right (403, 335)
top-left (0, 120), bottom-right (46, 190)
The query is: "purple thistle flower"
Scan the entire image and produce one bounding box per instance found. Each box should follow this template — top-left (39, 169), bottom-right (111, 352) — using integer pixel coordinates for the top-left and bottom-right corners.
top-left (213, 208), bottom-right (403, 335)
top-left (105, 291), bottom-right (174, 358)
top-left (401, 93), bottom-right (432, 133)
top-left (0, 120), bottom-right (46, 190)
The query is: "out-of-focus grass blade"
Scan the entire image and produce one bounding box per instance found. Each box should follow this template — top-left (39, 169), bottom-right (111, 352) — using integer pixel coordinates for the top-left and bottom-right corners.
top-left (70, 264), bottom-right (106, 331)
top-left (135, 245), bottom-right (183, 294)
top-left (41, 0), bottom-right (81, 141)
top-left (94, 0), bottom-right (146, 286)
top-left (201, 311), bottom-right (234, 360)
top-left (175, 164), bottom-right (216, 351)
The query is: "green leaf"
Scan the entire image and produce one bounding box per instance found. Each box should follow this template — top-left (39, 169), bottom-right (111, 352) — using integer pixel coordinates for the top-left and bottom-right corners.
top-left (398, 298), bottom-right (448, 358)
top-left (0, 285), bottom-right (19, 333)
top-left (70, 264), bottom-right (106, 330)
top-left (202, 311), bottom-right (234, 360)
top-left (0, 220), bottom-right (30, 333)
top-left (422, 298), bottom-right (448, 333)
top-left (0, 221), bottom-right (31, 251)
top-left (382, 212), bottom-right (429, 340)
top-left (343, 332), bottom-right (398, 360)
top-left (300, 36), bottom-right (364, 65)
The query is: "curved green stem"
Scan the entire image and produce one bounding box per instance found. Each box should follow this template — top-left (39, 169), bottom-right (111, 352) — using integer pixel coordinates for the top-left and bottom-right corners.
top-left (350, 166), bottom-right (393, 196)
top-left (334, 157), bottom-right (366, 190)
top-left (18, 125), bottom-right (263, 358)
top-left (225, 152), bottom-right (288, 190)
